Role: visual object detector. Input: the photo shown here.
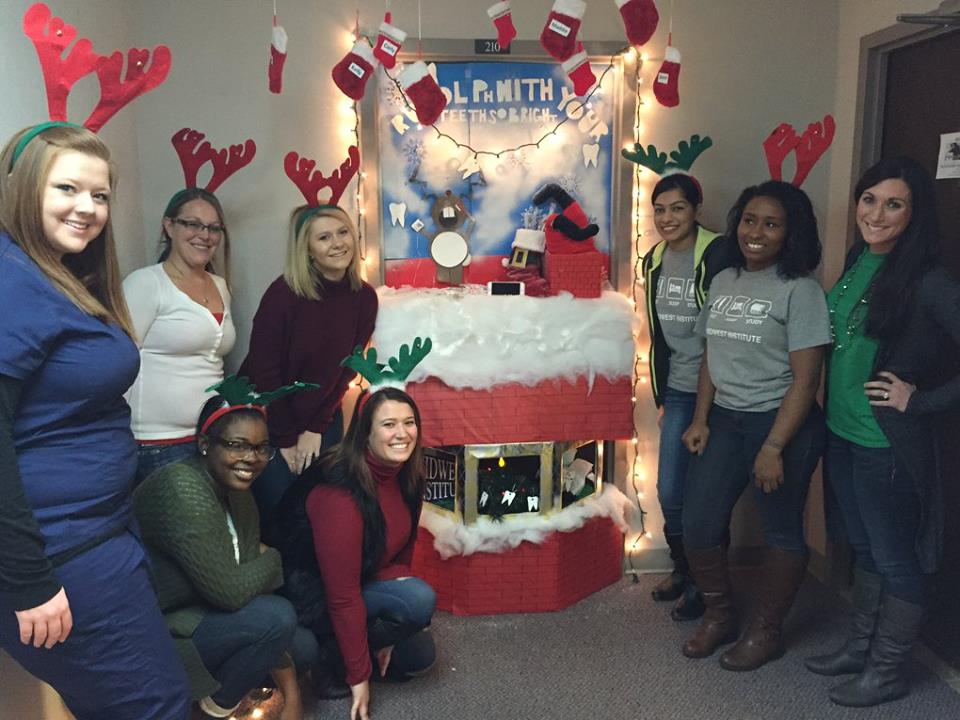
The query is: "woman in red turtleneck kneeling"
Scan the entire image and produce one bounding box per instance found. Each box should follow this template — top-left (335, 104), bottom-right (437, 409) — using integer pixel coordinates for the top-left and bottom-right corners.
top-left (275, 387), bottom-right (436, 720)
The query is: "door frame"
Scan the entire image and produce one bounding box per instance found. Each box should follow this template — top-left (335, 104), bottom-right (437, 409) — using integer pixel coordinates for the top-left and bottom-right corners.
top-left (851, 1), bottom-right (960, 247)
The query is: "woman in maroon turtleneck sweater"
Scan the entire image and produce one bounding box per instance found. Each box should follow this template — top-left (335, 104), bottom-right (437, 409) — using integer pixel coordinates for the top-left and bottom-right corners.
top-left (240, 205), bottom-right (377, 536)
top-left (275, 387), bottom-right (436, 720)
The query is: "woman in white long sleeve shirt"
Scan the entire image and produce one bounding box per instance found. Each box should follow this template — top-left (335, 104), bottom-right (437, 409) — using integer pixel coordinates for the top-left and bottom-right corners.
top-left (124, 188), bottom-right (236, 483)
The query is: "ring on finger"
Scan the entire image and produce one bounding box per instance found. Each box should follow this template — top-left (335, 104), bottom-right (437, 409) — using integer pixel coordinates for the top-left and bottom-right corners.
top-left (883, 391), bottom-right (889, 400)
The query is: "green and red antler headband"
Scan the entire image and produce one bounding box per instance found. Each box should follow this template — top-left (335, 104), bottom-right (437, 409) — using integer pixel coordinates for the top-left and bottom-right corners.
top-left (342, 336), bottom-right (433, 413)
top-left (621, 134), bottom-right (714, 190)
top-left (201, 375), bottom-right (319, 435)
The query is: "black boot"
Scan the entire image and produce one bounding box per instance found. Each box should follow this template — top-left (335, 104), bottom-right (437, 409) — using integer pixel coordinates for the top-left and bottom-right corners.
top-left (310, 635), bottom-right (351, 700)
top-left (367, 610), bottom-right (419, 650)
top-left (829, 596), bottom-right (924, 707)
top-left (671, 580), bottom-right (706, 622)
top-left (682, 546), bottom-right (739, 658)
top-left (652, 534), bottom-right (689, 602)
top-left (720, 548), bottom-right (808, 671)
top-left (805, 568), bottom-right (882, 676)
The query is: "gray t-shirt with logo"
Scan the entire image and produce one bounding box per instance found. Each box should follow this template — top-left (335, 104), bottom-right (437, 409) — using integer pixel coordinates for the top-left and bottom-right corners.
top-left (655, 246), bottom-right (702, 393)
top-left (696, 266), bottom-right (830, 412)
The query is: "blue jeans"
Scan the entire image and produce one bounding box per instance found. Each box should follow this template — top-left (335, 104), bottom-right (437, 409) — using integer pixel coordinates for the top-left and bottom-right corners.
top-left (136, 440), bottom-right (196, 485)
top-left (824, 430), bottom-right (925, 604)
top-left (0, 534), bottom-right (190, 720)
top-left (192, 594), bottom-right (320, 707)
top-left (656, 387), bottom-right (697, 537)
top-left (253, 409), bottom-right (344, 537)
top-left (363, 577), bottom-right (436, 675)
top-left (683, 403), bottom-right (825, 555)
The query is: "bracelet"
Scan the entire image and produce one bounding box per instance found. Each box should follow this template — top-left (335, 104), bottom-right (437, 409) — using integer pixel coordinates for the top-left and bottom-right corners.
top-left (763, 438), bottom-right (784, 450)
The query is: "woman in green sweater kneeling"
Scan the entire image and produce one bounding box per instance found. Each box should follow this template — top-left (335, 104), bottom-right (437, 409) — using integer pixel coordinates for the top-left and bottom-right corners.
top-left (133, 379), bottom-right (318, 719)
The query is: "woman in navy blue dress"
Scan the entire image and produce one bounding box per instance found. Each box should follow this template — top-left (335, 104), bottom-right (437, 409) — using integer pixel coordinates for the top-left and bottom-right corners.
top-left (0, 123), bottom-right (189, 719)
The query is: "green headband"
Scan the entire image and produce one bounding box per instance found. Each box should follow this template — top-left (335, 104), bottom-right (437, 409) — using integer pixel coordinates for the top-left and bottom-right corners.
top-left (163, 188), bottom-right (197, 218)
top-left (9, 122), bottom-right (83, 171)
top-left (294, 204), bottom-right (340, 238)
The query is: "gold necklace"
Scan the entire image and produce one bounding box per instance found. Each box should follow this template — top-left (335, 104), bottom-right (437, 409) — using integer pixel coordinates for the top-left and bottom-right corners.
top-left (166, 260), bottom-right (210, 305)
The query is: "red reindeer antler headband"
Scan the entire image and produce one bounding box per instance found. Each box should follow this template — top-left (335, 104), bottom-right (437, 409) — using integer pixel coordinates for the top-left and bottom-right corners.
top-left (171, 128), bottom-right (257, 193)
top-left (763, 115), bottom-right (836, 187)
top-left (285, 145), bottom-right (361, 236)
top-left (23, 3), bottom-right (171, 133)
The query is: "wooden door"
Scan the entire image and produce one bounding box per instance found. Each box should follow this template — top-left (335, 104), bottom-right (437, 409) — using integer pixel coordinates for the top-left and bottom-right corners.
top-left (881, 28), bottom-right (960, 668)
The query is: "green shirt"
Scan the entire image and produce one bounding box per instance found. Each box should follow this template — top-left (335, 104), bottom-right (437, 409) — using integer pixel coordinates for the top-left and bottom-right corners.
top-left (825, 251), bottom-right (890, 447)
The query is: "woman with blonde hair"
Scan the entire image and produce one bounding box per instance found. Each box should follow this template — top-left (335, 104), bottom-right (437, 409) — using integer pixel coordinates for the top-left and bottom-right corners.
top-left (241, 203), bottom-right (377, 536)
top-left (0, 122), bottom-right (189, 719)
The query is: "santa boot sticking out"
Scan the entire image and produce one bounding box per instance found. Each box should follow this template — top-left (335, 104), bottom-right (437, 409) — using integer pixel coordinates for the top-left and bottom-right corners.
top-left (399, 61), bottom-right (448, 126)
top-left (373, 13), bottom-right (407, 69)
top-left (533, 183), bottom-right (599, 255)
top-left (540, 0), bottom-right (587, 61)
top-left (615, 0), bottom-right (659, 47)
top-left (331, 41), bottom-right (378, 101)
top-left (654, 44), bottom-right (681, 107)
top-left (487, 1), bottom-right (517, 49)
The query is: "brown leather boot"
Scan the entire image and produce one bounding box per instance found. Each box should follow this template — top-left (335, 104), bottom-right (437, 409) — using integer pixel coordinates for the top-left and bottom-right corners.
top-left (652, 534), bottom-right (689, 602)
top-left (719, 547), bottom-right (808, 671)
top-left (682, 546), bottom-right (739, 658)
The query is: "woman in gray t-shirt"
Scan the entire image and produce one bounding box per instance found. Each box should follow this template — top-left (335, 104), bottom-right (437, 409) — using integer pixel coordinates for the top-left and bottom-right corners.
top-left (678, 181), bottom-right (830, 671)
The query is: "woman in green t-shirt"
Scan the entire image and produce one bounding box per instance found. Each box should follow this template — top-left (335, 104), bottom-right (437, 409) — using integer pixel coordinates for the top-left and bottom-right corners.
top-left (807, 157), bottom-right (960, 709)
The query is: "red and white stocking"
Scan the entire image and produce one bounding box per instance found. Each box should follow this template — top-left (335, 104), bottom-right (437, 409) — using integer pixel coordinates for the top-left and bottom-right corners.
top-left (615, 0), bottom-right (659, 47)
top-left (540, 0), bottom-right (586, 62)
top-left (562, 48), bottom-right (596, 97)
top-left (487, 2), bottom-right (517, 49)
top-left (268, 22), bottom-right (288, 94)
top-left (373, 15), bottom-right (407, 69)
top-left (399, 61), bottom-right (448, 126)
top-left (331, 41), bottom-right (378, 101)
top-left (654, 45), bottom-right (681, 108)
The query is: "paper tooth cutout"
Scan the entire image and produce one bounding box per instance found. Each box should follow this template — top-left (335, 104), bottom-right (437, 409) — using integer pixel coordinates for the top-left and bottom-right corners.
top-left (582, 142), bottom-right (600, 167)
top-left (480, 490), bottom-right (489, 508)
top-left (389, 202), bottom-right (407, 227)
top-left (391, 114), bottom-right (410, 135)
top-left (458, 154), bottom-right (481, 179)
top-left (501, 490), bottom-right (516, 506)
top-left (527, 496), bottom-right (540, 511)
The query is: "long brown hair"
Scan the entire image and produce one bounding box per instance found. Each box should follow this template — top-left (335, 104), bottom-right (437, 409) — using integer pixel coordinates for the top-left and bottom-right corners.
top-left (320, 387), bottom-right (425, 505)
top-left (0, 125), bottom-right (134, 336)
top-left (159, 187), bottom-right (232, 289)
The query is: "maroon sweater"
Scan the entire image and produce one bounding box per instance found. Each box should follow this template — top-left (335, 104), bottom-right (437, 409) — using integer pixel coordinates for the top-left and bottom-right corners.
top-left (306, 454), bottom-right (417, 685)
top-left (239, 276), bottom-right (377, 447)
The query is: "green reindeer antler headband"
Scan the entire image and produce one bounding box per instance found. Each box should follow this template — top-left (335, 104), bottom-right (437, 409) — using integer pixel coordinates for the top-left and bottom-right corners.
top-left (342, 336), bottom-right (433, 413)
top-left (201, 375), bottom-right (320, 434)
top-left (621, 134), bottom-right (714, 176)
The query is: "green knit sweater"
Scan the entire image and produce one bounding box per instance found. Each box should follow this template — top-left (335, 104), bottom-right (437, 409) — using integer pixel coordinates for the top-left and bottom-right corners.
top-left (132, 456), bottom-right (283, 700)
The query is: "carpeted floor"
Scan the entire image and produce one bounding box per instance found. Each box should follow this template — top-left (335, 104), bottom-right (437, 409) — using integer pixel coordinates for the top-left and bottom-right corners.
top-left (303, 569), bottom-right (960, 720)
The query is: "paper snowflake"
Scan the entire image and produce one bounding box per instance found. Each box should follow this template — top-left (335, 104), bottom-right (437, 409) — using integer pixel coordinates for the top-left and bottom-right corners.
top-left (557, 173), bottom-right (582, 197)
top-left (520, 205), bottom-right (548, 230)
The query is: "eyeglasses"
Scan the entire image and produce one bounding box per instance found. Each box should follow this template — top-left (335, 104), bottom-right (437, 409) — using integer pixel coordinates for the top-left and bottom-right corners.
top-left (172, 218), bottom-right (225, 238)
top-left (212, 438), bottom-right (276, 460)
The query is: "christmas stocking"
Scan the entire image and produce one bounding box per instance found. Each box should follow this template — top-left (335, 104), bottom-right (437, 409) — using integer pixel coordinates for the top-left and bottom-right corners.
top-left (562, 46), bottom-right (596, 97)
top-left (616, 0), bottom-right (659, 47)
top-left (487, 1), bottom-right (517, 49)
top-left (268, 21), bottom-right (288, 94)
top-left (654, 45), bottom-right (681, 107)
top-left (399, 61), bottom-right (448, 126)
top-left (373, 14), bottom-right (407, 69)
top-left (540, 0), bottom-right (587, 61)
top-left (331, 41), bottom-right (378, 101)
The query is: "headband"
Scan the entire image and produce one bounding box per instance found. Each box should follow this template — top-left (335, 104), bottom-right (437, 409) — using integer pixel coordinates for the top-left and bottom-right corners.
top-left (201, 375), bottom-right (320, 435)
top-left (342, 337), bottom-right (433, 415)
top-left (9, 121), bottom-right (82, 171)
top-left (294, 204), bottom-right (341, 238)
top-left (165, 128), bottom-right (257, 216)
top-left (621, 134), bottom-right (713, 187)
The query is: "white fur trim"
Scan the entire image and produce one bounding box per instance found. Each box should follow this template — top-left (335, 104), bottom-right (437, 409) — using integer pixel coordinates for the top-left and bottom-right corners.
top-left (379, 21), bottom-right (408, 43)
top-left (372, 288), bottom-right (639, 390)
top-left (398, 60), bottom-right (430, 88)
top-left (664, 45), bottom-right (681, 63)
top-left (271, 24), bottom-right (288, 52)
top-left (487, 1), bottom-right (511, 19)
top-left (511, 229), bottom-right (546, 253)
top-left (615, 0), bottom-right (632, 10)
top-left (198, 697), bottom-right (240, 718)
top-left (351, 40), bottom-right (377, 65)
top-left (366, 380), bottom-right (407, 394)
top-left (420, 485), bottom-right (635, 558)
top-left (561, 49), bottom-right (588, 72)
top-left (553, 0), bottom-right (586, 19)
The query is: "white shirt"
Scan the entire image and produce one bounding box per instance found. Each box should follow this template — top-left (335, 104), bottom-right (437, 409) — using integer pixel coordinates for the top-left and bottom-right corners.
top-left (123, 264), bottom-right (236, 439)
